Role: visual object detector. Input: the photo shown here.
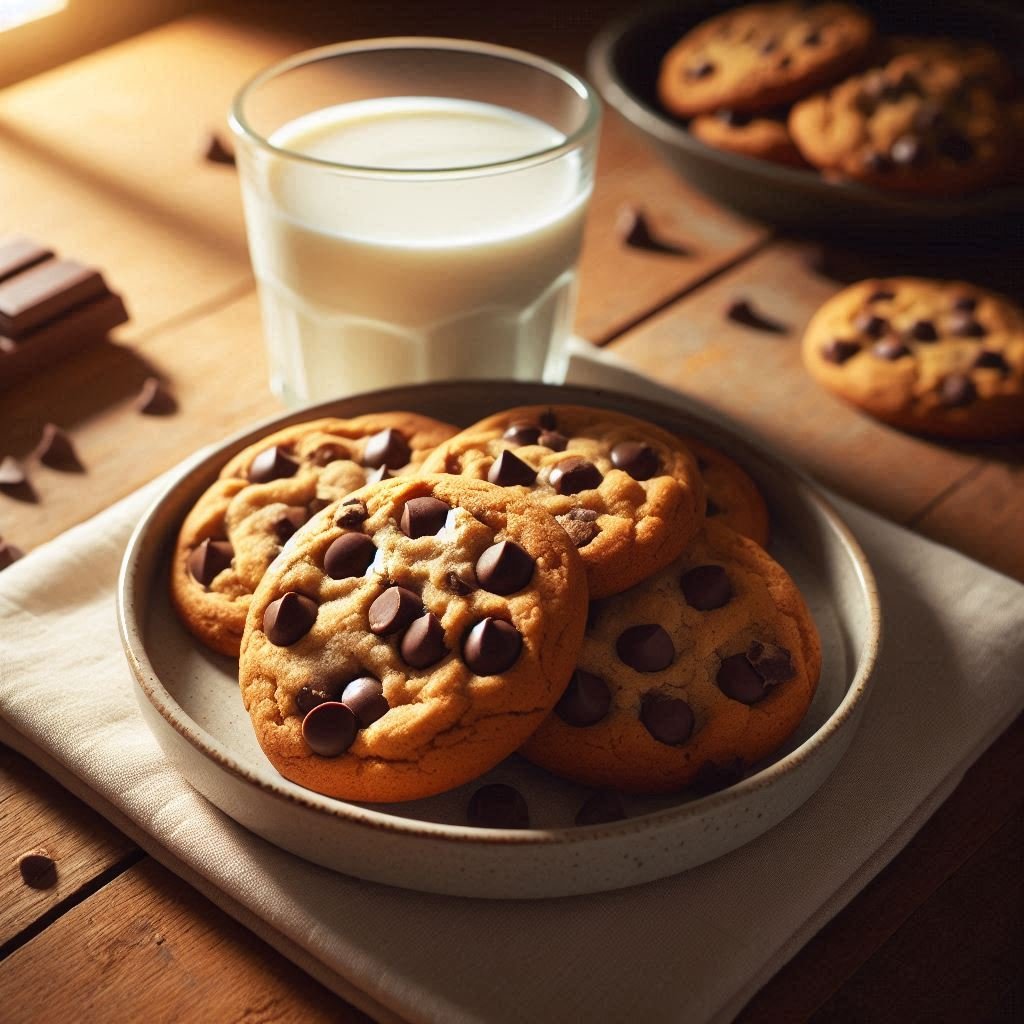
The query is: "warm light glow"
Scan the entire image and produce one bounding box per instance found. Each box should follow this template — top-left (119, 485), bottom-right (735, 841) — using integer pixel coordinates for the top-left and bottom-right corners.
top-left (0, 0), bottom-right (68, 33)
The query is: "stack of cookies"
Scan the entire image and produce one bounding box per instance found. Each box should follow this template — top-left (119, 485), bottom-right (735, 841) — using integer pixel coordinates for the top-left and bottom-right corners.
top-left (657, 2), bottom-right (1021, 195)
top-left (171, 405), bottom-right (822, 826)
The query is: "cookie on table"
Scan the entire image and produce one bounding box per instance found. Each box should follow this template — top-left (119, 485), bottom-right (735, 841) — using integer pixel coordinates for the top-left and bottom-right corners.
top-left (170, 413), bottom-right (457, 657)
top-left (520, 520), bottom-right (822, 794)
top-left (658, 2), bottom-right (875, 118)
top-left (690, 109), bottom-right (809, 168)
top-left (802, 278), bottom-right (1024, 440)
top-left (788, 54), bottom-right (1008, 195)
top-left (420, 405), bottom-right (706, 598)
top-left (238, 475), bottom-right (588, 803)
top-left (686, 438), bottom-right (770, 548)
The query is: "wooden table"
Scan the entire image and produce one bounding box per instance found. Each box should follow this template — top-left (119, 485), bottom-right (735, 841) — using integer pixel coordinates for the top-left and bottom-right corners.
top-left (1, 5), bottom-right (1020, 1020)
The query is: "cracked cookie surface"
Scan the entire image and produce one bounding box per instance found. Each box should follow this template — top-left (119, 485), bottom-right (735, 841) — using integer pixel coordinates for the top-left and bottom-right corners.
top-left (238, 475), bottom-right (588, 803)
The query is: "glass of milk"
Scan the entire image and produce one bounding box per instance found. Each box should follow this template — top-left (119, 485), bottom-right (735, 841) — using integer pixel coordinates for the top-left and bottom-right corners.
top-left (229, 38), bottom-right (601, 406)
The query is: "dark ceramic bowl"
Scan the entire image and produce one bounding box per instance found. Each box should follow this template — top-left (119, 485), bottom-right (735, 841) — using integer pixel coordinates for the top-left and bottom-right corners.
top-left (586, 1), bottom-right (1024, 232)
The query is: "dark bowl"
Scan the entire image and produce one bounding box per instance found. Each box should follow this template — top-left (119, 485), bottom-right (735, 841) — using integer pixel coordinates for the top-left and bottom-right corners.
top-left (586, 0), bottom-right (1024, 232)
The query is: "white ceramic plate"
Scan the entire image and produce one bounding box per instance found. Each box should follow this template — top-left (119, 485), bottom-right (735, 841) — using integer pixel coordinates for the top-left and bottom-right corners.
top-left (118, 381), bottom-right (880, 899)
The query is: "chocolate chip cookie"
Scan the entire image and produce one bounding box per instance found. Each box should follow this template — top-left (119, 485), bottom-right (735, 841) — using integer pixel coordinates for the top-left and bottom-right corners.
top-left (420, 405), bottom-right (706, 598)
top-left (788, 53), bottom-right (1008, 194)
top-left (658, 2), bottom-right (875, 118)
top-left (171, 413), bottom-right (457, 656)
top-left (520, 520), bottom-right (821, 794)
top-left (884, 36), bottom-right (1015, 96)
top-left (690, 109), bottom-right (808, 167)
top-left (238, 475), bottom-right (588, 803)
top-left (687, 438), bottom-right (770, 547)
top-left (802, 278), bottom-right (1024, 440)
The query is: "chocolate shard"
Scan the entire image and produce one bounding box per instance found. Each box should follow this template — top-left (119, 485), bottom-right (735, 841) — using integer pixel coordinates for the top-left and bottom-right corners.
top-left (135, 376), bottom-right (177, 415)
top-left (34, 422), bottom-right (82, 470)
top-left (204, 131), bottom-right (236, 166)
top-left (617, 207), bottom-right (692, 256)
top-left (726, 298), bottom-right (787, 334)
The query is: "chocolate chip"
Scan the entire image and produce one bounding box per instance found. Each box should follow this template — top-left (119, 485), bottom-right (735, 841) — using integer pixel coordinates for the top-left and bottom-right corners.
top-left (610, 442), bottom-right (660, 481)
top-left (467, 783), bottom-right (529, 829)
top-left (747, 640), bottom-right (794, 684)
top-left (821, 339), bottom-right (860, 364)
top-left (135, 376), bottom-right (177, 415)
top-left (777, 55), bottom-right (793, 69)
top-left (550, 457), bottom-right (602, 495)
top-left (307, 442), bottom-right (350, 466)
top-left (446, 568), bottom-right (476, 595)
top-left (939, 373), bottom-right (976, 407)
top-left (760, 38), bottom-right (778, 55)
top-left (555, 669), bottom-right (612, 726)
top-left (34, 423), bottom-right (81, 470)
top-left (863, 151), bottom-right (894, 174)
top-left (687, 60), bottom-right (715, 80)
top-left (400, 496), bottom-right (449, 538)
top-left (263, 592), bottom-right (318, 646)
top-left (938, 134), bottom-right (974, 164)
top-left (17, 849), bottom-right (56, 889)
top-left (539, 430), bottom-right (569, 451)
top-left (400, 612), bottom-right (448, 668)
top-left (340, 676), bottom-right (389, 728)
top-left (680, 564), bottom-right (732, 610)
top-left (296, 685), bottom-right (332, 716)
top-left (949, 311), bottom-right (987, 338)
top-left (909, 319), bottom-right (938, 342)
top-left (503, 422), bottom-right (541, 446)
top-left (804, 29), bottom-right (822, 45)
top-left (716, 652), bottom-right (768, 703)
top-left (873, 338), bottom-right (910, 360)
top-left (204, 131), bottom-right (236, 166)
top-left (640, 693), bottom-right (695, 745)
top-left (616, 624), bottom-right (674, 672)
top-left (488, 449), bottom-right (536, 487)
top-left (974, 350), bottom-right (1009, 373)
top-left (0, 541), bottom-right (24, 570)
top-left (726, 298), bottom-right (786, 334)
top-left (556, 508), bottom-right (600, 548)
top-left (366, 465), bottom-right (392, 483)
top-left (362, 428), bottom-right (410, 469)
top-left (575, 789), bottom-right (626, 826)
top-left (324, 532), bottom-right (376, 579)
top-left (368, 586), bottom-right (422, 636)
top-left (272, 506), bottom-right (307, 543)
top-left (692, 758), bottom-right (745, 795)
top-left (302, 701), bottom-right (357, 756)
top-left (617, 207), bottom-right (691, 256)
top-left (953, 295), bottom-right (978, 312)
top-left (866, 289), bottom-right (895, 304)
top-left (891, 135), bottom-right (927, 168)
top-left (853, 312), bottom-right (889, 338)
top-left (463, 618), bottom-right (522, 675)
top-left (249, 445), bottom-right (299, 483)
top-left (716, 109), bottom-right (752, 127)
top-left (475, 540), bottom-right (535, 595)
top-left (187, 538), bottom-right (233, 586)
top-left (335, 499), bottom-right (368, 528)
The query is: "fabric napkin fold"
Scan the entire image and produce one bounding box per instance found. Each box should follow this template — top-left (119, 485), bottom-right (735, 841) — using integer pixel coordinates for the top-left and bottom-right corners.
top-left (1, 352), bottom-right (1022, 1024)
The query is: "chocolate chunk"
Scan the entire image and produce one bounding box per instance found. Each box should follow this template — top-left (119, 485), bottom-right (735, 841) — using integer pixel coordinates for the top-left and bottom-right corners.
top-left (368, 585), bottom-right (422, 635)
top-left (0, 237), bottom-right (53, 283)
top-left (538, 430), bottom-right (569, 451)
top-left (301, 701), bottom-right (357, 756)
top-left (680, 564), bottom-right (732, 610)
top-left (362, 428), bottom-right (409, 469)
top-left (556, 508), bottom-right (600, 548)
top-left (467, 783), bottom-right (530, 829)
top-left (400, 496), bottom-right (449, 538)
top-left (272, 506), bottom-right (307, 543)
top-left (400, 612), bottom-right (448, 668)
top-left (891, 135), bottom-right (927, 168)
top-left (34, 423), bottom-right (81, 469)
top-left (17, 848), bottom-right (57, 889)
top-left (324, 532), bottom-right (376, 579)
top-left (726, 298), bottom-right (787, 334)
top-left (340, 676), bottom-right (389, 728)
top-left (866, 289), bottom-right (895, 303)
top-left (0, 541), bottom-right (24, 570)
top-left (135, 376), bottom-right (177, 415)
top-left (463, 618), bottom-right (522, 675)
top-left (716, 652), bottom-right (767, 703)
top-left (863, 151), bottom-right (894, 174)
top-left (953, 295), bottom-right (978, 312)
top-left (575, 789), bottom-right (627, 826)
top-left (0, 259), bottom-right (107, 338)
top-left (0, 455), bottom-right (27, 486)
top-left (692, 758), bottom-right (745, 795)
top-left (747, 640), bottom-right (794, 684)
top-left (446, 568), bottom-right (476, 595)
top-left (908, 319), bottom-right (938, 342)
top-left (550, 457), bottom-right (602, 495)
top-left (938, 134), bottom-right (974, 164)
top-left (555, 669), bottom-right (612, 726)
top-left (616, 624), bottom-right (674, 672)
top-left (488, 449), bottom-right (536, 487)
top-left (687, 60), bottom-right (716, 80)
top-left (366, 465), bottom-right (392, 483)
top-left (296, 684), bottom-right (333, 716)
top-left (610, 442), bottom-right (660, 481)
top-left (974, 350), bottom-right (1009, 373)
top-left (949, 311), bottom-right (987, 338)
top-left (617, 207), bottom-right (691, 256)
top-left (307, 442), bottom-right (350, 466)
top-left (503, 422), bottom-right (541, 446)
top-left (249, 445), bottom-right (299, 483)
top-left (475, 540), bottom-right (535, 595)
top-left (263, 592), bottom-right (318, 646)
top-left (821, 339), bottom-right (860, 364)
top-left (187, 538), bottom-right (233, 586)
top-left (204, 131), bottom-right (236, 166)
top-left (853, 312), bottom-right (889, 338)
top-left (872, 338), bottom-right (910, 360)
top-left (940, 373), bottom-right (976, 407)
top-left (640, 693), bottom-right (695, 745)
top-left (335, 499), bottom-right (368, 528)
top-left (716, 109), bottom-right (752, 127)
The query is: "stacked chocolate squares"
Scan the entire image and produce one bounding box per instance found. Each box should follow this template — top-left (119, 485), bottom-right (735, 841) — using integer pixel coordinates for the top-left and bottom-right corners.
top-left (0, 236), bottom-right (128, 390)
top-left (170, 405), bottom-right (822, 827)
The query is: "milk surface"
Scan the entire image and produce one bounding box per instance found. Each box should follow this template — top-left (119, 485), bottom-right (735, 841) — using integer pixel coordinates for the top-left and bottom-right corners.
top-left (239, 97), bottom-right (590, 404)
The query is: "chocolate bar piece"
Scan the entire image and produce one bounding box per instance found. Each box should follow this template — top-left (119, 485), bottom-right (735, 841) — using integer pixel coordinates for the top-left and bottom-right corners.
top-left (0, 237), bottom-right (54, 283)
top-left (0, 259), bottom-right (107, 337)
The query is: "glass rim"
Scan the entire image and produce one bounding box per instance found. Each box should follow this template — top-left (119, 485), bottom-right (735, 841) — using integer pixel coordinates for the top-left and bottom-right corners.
top-left (228, 36), bottom-right (602, 179)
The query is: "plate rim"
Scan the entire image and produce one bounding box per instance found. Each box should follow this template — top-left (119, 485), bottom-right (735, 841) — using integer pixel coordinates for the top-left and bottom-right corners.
top-left (117, 380), bottom-right (882, 847)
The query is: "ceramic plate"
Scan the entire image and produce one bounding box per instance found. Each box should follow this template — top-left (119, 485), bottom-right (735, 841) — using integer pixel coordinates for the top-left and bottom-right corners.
top-left (118, 381), bottom-right (880, 899)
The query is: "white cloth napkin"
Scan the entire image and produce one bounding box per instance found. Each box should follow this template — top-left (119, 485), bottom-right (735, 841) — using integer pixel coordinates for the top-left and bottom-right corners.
top-left (1, 352), bottom-right (1022, 1024)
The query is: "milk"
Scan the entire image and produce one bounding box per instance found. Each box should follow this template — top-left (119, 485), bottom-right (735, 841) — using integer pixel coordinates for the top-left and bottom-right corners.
top-left (238, 97), bottom-right (592, 404)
